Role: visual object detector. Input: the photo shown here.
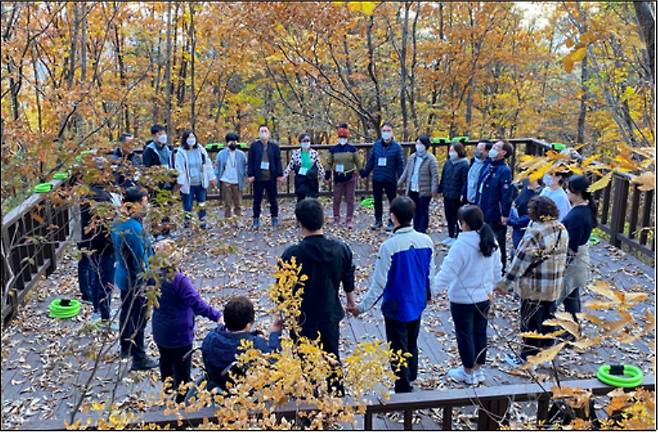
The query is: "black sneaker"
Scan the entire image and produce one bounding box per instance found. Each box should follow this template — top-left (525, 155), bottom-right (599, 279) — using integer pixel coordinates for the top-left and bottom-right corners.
top-left (370, 221), bottom-right (383, 230)
top-left (386, 220), bottom-right (395, 232)
top-left (120, 348), bottom-right (130, 360)
top-left (251, 218), bottom-right (260, 230)
top-left (131, 357), bottom-right (158, 371)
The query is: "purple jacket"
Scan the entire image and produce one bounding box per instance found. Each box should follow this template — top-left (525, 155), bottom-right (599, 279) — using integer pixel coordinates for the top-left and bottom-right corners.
top-left (152, 271), bottom-right (221, 348)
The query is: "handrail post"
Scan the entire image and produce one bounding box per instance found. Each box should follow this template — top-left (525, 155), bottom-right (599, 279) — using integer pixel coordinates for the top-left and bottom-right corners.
top-left (609, 174), bottom-right (629, 248)
top-left (44, 201), bottom-right (58, 275)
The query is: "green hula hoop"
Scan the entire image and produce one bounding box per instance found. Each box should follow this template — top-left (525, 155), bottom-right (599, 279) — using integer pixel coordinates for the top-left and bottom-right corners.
top-left (34, 183), bottom-right (54, 193)
top-left (596, 364), bottom-right (643, 388)
top-left (49, 298), bottom-right (81, 319)
top-left (53, 172), bottom-right (69, 181)
top-left (360, 197), bottom-right (374, 209)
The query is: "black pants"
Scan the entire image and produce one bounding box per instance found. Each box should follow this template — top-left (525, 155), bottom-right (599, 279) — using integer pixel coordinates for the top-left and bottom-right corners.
top-left (409, 192), bottom-right (431, 233)
top-left (520, 299), bottom-right (557, 360)
top-left (373, 180), bottom-right (397, 223)
top-left (444, 197), bottom-right (462, 238)
top-left (252, 180), bottom-right (278, 219)
top-left (119, 287), bottom-right (148, 360)
top-left (490, 222), bottom-right (508, 274)
top-left (294, 320), bottom-right (343, 394)
top-left (157, 344), bottom-right (193, 402)
top-left (385, 317), bottom-right (420, 393)
top-left (562, 287), bottom-right (581, 322)
top-left (450, 301), bottom-right (489, 369)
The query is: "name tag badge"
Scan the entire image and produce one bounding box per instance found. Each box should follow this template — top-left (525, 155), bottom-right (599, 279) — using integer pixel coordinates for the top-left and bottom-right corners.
top-left (298, 167), bottom-right (309, 176)
top-left (260, 161), bottom-right (270, 170)
top-left (378, 157), bottom-right (387, 167)
top-left (336, 164), bottom-right (345, 173)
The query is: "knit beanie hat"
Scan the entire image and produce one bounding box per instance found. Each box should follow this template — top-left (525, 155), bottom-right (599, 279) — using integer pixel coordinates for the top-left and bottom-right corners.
top-left (337, 124), bottom-right (350, 138)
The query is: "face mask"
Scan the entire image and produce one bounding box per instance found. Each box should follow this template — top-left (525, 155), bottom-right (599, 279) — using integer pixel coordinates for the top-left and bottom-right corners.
top-left (415, 144), bottom-right (426, 154)
top-left (186, 136), bottom-right (196, 146)
top-left (228, 143), bottom-right (237, 150)
top-left (449, 151), bottom-right (458, 160)
top-left (474, 150), bottom-right (484, 160)
top-left (381, 131), bottom-right (392, 141)
top-left (259, 132), bottom-right (269, 140)
top-left (158, 134), bottom-right (167, 145)
top-left (543, 174), bottom-right (553, 187)
top-left (301, 141), bottom-right (311, 150)
top-left (339, 138), bottom-right (348, 145)
top-left (488, 149), bottom-right (498, 159)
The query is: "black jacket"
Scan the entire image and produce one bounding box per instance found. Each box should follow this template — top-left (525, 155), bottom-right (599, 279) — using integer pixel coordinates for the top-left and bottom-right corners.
top-left (281, 235), bottom-right (355, 327)
top-left (438, 158), bottom-right (469, 200)
top-left (78, 184), bottom-right (113, 255)
top-left (247, 140), bottom-right (283, 180)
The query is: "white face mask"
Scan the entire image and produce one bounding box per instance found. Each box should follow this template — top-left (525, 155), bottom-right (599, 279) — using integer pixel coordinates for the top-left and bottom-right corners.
top-left (381, 131), bottom-right (392, 141)
top-left (489, 148), bottom-right (499, 159)
top-left (339, 138), bottom-right (348, 145)
top-left (543, 174), bottom-right (553, 187)
top-left (301, 142), bottom-right (311, 150)
top-left (415, 143), bottom-right (426, 154)
top-left (259, 131), bottom-right (269, 140)
top-left (158, 134), bottom-right (167, 145)
top-left (449, 151), bottom-right (458, 160)
top-left (186, 136), bottom-right (196, 146)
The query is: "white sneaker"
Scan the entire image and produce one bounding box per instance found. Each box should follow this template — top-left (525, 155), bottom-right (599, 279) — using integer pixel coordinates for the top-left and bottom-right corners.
top-left (447, 366), bottom-right (475, 385)
top-left (473, 369), bottom-right (486, 384)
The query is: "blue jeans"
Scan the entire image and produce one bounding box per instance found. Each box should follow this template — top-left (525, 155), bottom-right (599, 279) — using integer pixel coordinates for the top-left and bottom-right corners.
top-left (78, 255), bottom-right (94, 304)
top-left (181, 185), bottom-right (207, 220)
top-left (450, 301), bottom-right (490, 369)
top-left (78, 252), bottom-right (115, 319)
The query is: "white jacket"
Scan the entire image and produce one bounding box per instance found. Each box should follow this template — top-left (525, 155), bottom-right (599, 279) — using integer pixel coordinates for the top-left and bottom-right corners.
top-left (174, 146), bottom-right (217, 194)
top-left (433, 231), bottom-right (502, 304)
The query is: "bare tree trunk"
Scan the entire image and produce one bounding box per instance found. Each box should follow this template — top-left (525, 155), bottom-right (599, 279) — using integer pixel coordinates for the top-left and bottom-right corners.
top-left (576, 51), bottom-right (589, 145)
top-left (67, 2), bottom-right (79, 89)
top-left (80, 2), bottom-right (87, 82)
top-left (633, 1), bottom-right (655, 82)
top-left (366, 15), bottom-right (383, 135)
top-left (189, 2), bottom-right (196, 130)
top-left (399, 1), bottom-right (410, 141)
top-left (164, 1), bottom-right (173, 139)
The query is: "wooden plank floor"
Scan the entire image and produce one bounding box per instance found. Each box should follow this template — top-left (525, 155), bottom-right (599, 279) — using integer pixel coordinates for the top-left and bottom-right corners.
top-left (2, 198), bottom-right (655, 429)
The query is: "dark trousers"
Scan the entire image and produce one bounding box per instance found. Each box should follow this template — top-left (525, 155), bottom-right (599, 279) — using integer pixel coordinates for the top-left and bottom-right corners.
top-left (252, 180), bottom-right (279, 219)
top-left (444, 197), bottom-right (462, 238)
top-left (450, 301), bottom-right (489, 369)
top-left (181, 185), bottom-right (207, 220)
top-left (520, 299), bottom-right (557, 360)
top-left (294, 320), bottom-right (343, 394)
top-left (78, 253), bottom-right (115, 319)
top-left (490, 222), bottom-right (508, 273)
top-left (562, 288), bottom-right (581, 322)
top-left (385, 317), bottom-right (421, 393)
top-left (372, 180), bottom-right (397, 223)
top-left (157, 344), bottom-right (193, 402)
top-left (119, 287), bottom-right (148, 360)
top-left (409, 192), bottom-right (431, 233)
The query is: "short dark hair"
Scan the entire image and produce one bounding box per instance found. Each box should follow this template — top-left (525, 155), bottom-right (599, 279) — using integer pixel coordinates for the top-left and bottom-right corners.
top-left (225, 132), bottom-right (239, 142)
top-left (295, 198), bottom-right (324, 231)
top-left (338, 123), bottom-right (348, 129)
top-left (390, 196), bottom-right (415, 227)
top-left (501, 141), bottom-right (514, 159)
top-left (381, 121), bottom-right (394, 129)
top-left (151, 124), bottom-right (165, 135)
top-left (416, 135), bottom-right (431, 147)
top-left (298, 132), bottom-right (311, 142)
top-left (124, 187), bottom-right (147, 204)
top-left (224, 296), bottom-right (255, 332)
top-left (119, 133), bottom-right (133, 143)
top-left (528, 196), bottom-right (559, 222)
top-left (451, 142), bottom-right (466, 158)
top-left (479, 140), bottom-right (493, 151)
top-left (258, 124), bottom-right (269, 130)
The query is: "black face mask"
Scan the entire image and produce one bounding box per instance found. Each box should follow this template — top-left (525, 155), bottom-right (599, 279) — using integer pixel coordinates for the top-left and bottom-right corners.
top-left (228, 144), bottom-right (237, 150)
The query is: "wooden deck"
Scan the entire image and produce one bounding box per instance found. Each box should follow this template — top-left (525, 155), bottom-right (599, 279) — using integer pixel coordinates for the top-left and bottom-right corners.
top-left (1, 198), bottom-right (655, 429)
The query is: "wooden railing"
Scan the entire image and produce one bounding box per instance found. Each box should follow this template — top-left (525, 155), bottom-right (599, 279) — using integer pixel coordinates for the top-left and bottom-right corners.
top-left (1, 138), bottom-right (654, 324)
top-left (24, 376), bottom-right (655, 430)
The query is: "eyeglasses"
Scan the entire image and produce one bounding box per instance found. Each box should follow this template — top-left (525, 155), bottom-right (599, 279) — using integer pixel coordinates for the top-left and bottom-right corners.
top-left (301, 140), bottom-right (311, 143)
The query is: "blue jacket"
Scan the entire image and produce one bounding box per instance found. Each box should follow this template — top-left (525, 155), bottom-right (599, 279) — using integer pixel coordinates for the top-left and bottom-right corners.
top-left (247, 140), bottom-right (283, 180)
top-left (360, 139), bottom-right (405, 184)
top-left (357, 226), bottom-right (437, 322)
top-left (202, 325), bottom-right (281, 386)
top-left (152, 272), bottom-right (221, 348)
top-left (438, 158), bottom-right (469, 200)
top-left (112, 217), bottom-right (153, 292)
top-left (475, 159), bottom-right (513, 225)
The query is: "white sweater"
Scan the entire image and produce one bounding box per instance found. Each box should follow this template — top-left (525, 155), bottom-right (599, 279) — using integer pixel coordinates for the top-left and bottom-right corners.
top-left (432, 231), bottom-right (503, 304)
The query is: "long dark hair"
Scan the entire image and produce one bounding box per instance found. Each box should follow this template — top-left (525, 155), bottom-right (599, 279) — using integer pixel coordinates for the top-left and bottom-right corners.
top-left (181, 130), bottom-right (198, 149)
top-left (567, 174), bottom-right (599, 228)
top-left (457, 205), bottom-right (498, 257)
